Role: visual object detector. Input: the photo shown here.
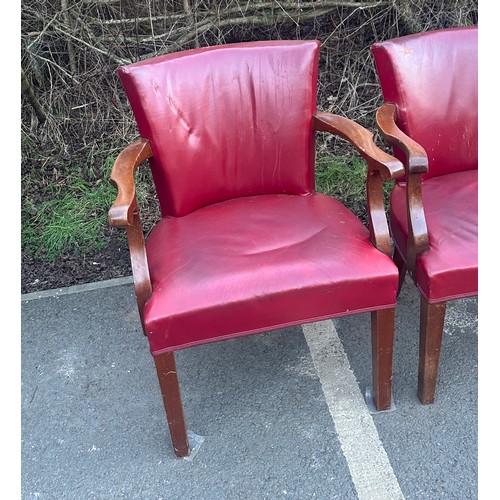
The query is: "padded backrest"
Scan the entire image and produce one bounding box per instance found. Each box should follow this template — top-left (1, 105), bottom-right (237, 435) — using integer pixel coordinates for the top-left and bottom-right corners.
top-left (118, 40), bottom-right (320, 217)
top-left (371, 27), bottom-right (478, 180)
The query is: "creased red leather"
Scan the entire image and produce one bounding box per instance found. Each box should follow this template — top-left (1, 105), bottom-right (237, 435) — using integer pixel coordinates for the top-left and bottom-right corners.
top-left (390, 170), bottom-right (478, 302)
top-left (371, 27), bottom-right (478, 181)
top-left (118, 41), bottom-right (319, 217)
top-left (143, 193), bottom-right (398, 354)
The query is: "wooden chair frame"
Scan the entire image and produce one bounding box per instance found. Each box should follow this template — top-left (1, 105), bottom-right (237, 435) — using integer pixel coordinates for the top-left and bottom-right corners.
top-left (108, 111), bottom-right (404, 457)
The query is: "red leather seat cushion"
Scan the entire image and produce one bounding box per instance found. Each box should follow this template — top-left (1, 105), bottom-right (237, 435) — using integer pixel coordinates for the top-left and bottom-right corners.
top-left (143, 193), bottom-right (398, 355)
top-left (390, 170), bottom-right (478, 302)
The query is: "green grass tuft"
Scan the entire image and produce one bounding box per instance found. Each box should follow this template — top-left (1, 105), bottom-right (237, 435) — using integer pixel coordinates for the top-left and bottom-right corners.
top-left (315, 156), bottom-right (367, 201)
top-left (22, 178), bottom-right (116, 261)
top-left (315, 155), bottom-right (395, 217)
top-left (21, 155), bottom-right (118, 261)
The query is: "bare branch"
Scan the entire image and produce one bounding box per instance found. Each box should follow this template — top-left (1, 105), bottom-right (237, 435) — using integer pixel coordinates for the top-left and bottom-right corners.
top-left (21, 70), bottom-right (47, 125)
top-left (61, 0), bottom-right (77, 75)
top-left (52, 23), bottom-right (132, 65)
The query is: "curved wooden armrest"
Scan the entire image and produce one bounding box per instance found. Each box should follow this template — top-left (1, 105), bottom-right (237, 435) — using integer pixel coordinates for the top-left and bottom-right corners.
top-left (313, 111), bottom-right (404, 257)
top-left (108, 138), bottom-right (153, 227)
top-left (375, 103), bottom-right (430, 272)
top-left (313, 111), bottom-right (404, 181)
top-left (376, 103), bottom-right (428, 175)
top-left (108, 137), bottom-right (154, 328)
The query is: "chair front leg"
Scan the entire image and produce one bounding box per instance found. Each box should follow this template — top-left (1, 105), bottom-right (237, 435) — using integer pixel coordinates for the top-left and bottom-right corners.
top-left (154, 352), bottom-right (190, 458)
top-left (418, 296), bottom-right (447, 404)
top-left (371, 307), bottom-right (396, 411)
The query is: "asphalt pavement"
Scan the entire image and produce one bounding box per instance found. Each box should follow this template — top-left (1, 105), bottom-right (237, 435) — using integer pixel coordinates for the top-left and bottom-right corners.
top-left (21, 275), bottom-right (478, 499)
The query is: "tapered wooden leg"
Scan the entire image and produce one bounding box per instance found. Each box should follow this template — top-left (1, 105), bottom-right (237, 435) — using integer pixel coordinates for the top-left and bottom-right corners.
top-left (154, 352), bottom-right (190, 458)
top-left (371, 307), bottom-right (396, 411)
top-left (392, 246), bottom-right (407, 297)
top-left (418, 296), bottom-right (447, 404)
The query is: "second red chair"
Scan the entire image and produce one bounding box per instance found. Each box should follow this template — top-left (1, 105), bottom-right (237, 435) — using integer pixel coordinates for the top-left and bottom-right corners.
top-left (371, 26), bottom-right (478, 404)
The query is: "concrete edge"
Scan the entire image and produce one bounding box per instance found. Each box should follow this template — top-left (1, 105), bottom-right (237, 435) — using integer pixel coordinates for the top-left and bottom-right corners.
top-left (21, 275), bottom-right (134, 302)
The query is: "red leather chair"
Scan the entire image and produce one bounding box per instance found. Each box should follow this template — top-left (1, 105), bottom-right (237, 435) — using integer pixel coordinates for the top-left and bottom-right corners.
top-left (371, 27), bottom-right (478, 404)
top-left (108, 40), bottom-right (404, 458)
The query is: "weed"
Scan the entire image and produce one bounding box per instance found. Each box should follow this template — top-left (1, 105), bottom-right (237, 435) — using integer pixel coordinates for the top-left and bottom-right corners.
top-left (21, 144), bottom-right (160, 262)
top-left (21, 152), bottom-right (122, 261)
top-left (22, 175), bottom-right (115, 261)
top-left (315, 155), bottom-right (395, 223)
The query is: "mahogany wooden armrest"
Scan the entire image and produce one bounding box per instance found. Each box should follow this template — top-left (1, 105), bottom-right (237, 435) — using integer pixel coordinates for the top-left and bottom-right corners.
top-left (313, 111), bottom-right (404, 257)
top-left (108, 138), bottom-right (153, 227)
top-left (108, 137), bottom-right (154, 326)
top-left (313, 111), bottom-right (404, 181)
top-left (375, 103), bottom-right (427, 175)
top-left (375, 103), bottom-right (430, 272)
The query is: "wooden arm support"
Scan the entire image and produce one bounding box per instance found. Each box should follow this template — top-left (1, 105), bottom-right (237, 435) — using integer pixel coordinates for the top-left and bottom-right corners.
top-left (108, 138), bottom-right (154, 326)
top-left (313, 112), bottom-right (404, 181)
top-left (375, 103), bottom-right (430, 273)
top-left (313, 111), bottom-right (405, 257)
top-left (109, 138), bottom-right (153, 227)
top-left (375, 103), bottom-right (428, 175)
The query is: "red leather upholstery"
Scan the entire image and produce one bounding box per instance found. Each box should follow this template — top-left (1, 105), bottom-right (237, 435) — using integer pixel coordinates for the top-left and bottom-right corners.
top-left (118, 41), bottom-right (319, 217)
top-left (143, 193), bottom-right (398, 354)
top-left (372, 27), bottom-right (478, 304)
top-left (390, 170), bottom-right (478, 303)
top-left (371, 27), bottom-right (478, 181)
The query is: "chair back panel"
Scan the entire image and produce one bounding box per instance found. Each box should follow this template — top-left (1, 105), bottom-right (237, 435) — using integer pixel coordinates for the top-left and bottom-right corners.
top-left (118, 40), bottom-right (320, 217)
top-left (371, 27), bottom-right (477, 180)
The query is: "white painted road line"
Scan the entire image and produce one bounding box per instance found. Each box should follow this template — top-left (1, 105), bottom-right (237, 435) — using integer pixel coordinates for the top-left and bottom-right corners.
top-left (303, 320), bottom-right (405, 500)
top-left (21, 276), bottom-right (134, 301)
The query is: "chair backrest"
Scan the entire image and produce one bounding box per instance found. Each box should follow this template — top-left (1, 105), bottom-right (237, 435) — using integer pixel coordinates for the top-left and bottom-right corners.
top-left (118, 40), bottom-right (320, 217)
top-left (371, 26), bottom-right (478, 180)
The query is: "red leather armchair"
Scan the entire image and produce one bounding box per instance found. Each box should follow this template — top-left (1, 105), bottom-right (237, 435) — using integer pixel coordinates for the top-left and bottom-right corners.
top-left (108, 40), bottom-right (404, 458)
top-left (371, 27), bottom-right (478, 404)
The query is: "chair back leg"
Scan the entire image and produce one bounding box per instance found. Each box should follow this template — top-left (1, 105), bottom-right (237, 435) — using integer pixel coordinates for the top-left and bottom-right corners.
top-left (154, 352), bottom-right (190, 457)
top-left (392, 246), bottom-right (407, 297)
top-left (418, 297), bottom-right (447, 404)
top-left (371, 307), bottom-right (396, 411)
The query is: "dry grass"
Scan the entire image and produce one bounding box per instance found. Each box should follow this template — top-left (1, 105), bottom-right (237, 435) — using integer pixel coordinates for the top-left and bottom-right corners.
top-left (21, 0), bottom-right (477, 164)
top-left (21, 0), bottom-right (477, 253)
